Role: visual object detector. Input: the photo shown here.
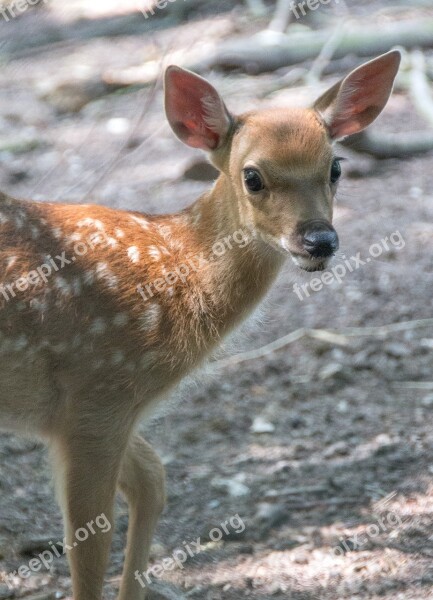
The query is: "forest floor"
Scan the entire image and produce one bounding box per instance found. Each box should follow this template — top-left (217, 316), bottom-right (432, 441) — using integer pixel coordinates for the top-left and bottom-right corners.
top-left (0, 1), bottom-right (432, 599)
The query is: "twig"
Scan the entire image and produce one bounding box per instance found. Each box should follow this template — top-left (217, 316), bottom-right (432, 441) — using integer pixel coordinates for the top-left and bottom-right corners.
top-left (305, 21), bottom-right (346, 86)
top-left (76, 35), bottom-right (178, 202)
top-left (215, 328), bottom-right (306, 368)
top-left (80, 81), bottom-right (160, 201)
top-left (333, 319), bottom-right (433, 336)
top-left (284, 497), bottom-right (364, 510)
top-left (332, 0), bottom-right (350, 17)
top-left (214, 318), bottom-right (433, 368)
top-left (409, 48), bottom-right (433, 127)
top-left (245, 0), bottom-right (267, 18)
top-left (269, 485), bottom-right (329, 496)
top-left (268, 0), bottom-right (293, 34)
top-left (395, 382), bottom-right (433, 389)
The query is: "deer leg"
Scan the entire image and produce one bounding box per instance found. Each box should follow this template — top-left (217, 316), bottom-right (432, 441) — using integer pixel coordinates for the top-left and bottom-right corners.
top-left (117, 434), bottom-right (166, 600)
top-left (52, 431), bottom-right (127, 600)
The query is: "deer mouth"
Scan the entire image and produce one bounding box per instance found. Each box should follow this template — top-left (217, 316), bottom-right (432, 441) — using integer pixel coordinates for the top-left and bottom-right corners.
top-left (290, 252), bottom-right (329, 272)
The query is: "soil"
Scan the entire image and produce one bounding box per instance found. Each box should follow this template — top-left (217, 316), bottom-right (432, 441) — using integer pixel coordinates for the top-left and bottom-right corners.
top-left (0, 2), bottom-right (432, 599)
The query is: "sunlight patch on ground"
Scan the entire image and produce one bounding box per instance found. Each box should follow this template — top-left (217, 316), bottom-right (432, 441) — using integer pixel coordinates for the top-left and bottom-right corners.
top-left (50, 0), bottom-right (144, 20)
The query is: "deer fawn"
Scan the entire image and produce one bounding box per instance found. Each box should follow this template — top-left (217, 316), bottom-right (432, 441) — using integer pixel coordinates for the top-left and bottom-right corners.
top-left (0, 51), bottom-right (400, 599)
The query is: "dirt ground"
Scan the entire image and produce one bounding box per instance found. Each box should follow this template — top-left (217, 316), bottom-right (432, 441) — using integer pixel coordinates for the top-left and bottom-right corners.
top-left (0, 1), bottom-right (432, 599)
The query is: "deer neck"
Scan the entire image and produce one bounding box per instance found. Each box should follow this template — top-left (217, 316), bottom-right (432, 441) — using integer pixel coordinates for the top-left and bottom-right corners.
top-left (178, 173), bottom-right (286, 339)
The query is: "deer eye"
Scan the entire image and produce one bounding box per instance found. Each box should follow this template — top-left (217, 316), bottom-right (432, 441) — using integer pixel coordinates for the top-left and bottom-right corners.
top-left (244, 168), bottom-right (265, 192)
top-left (330, 158), bottom-right (342, 184)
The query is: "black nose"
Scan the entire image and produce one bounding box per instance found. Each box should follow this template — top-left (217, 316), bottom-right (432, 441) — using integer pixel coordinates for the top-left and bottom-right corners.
top-left (303, 226), bottom-right (339, 259)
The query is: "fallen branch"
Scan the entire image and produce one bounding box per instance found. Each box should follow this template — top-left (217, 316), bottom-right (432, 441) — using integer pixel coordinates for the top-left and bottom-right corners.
top-left (1, 13), bottom-right (160, 59)
top-left (197, 19), bottom-right (433, 74)
top-left (214, 318), bottom-right (433, 368)
top-left (341, 130), bottom-right (433, 159)
top-left (1, 1), bottom-right (237, 58)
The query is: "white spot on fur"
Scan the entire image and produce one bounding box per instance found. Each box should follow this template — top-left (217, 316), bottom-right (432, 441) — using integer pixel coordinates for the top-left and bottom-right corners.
top-left (92, 358), bottom-right (105, 369)
top-left (30, 225), bottom-right (40, 239)
top-left (139, 351), bottom-right (159, 369)
top-left (111, 350), bottom-right (125, 365)
top-left (84, 270), bottom-right (95, 285)
top-left (96, 262), bottom-right (118, 288)
top-left (130, 215), bottom-right (149, 230)
top-left (158, 224), bottom-right (172, 239)
top-left (77, 218), bottom-right (104, 230)
top-left (89, 317), bottom-right (106, 335)
top-left (15, 210), bottom-right (27, 229)
top-left (71, 277), bottom-right (82, 296)
top-left (106, 237), bottom-right (118, 248)
top-left (127, 246), bottom-right (140, 264)
top-left (67, 232), bottom-right (82, 243)
top-left (15, 215), bottom-right (25, 228)
top-left (30, 298), bottom-right (48, 312)
top-left (113, 313), bottom-right (128, 326)
top-left (139, 303), bottom-right (161, 331)
top-left (148, 246), bottom-right (161, 261)
top-left (115, 228), bottom-right (125, 238)
top-left (72, 334), bottom-right (82, 349)
top-left (172, 215), bottom-right (189, 225)
top-left (52, 342), bottom-right (68, 354)
top-left (14, 335), bottom-right (28, 351)
top-left (54, 276), bottom-right (72, 296)
top-left (52, 227), bottom-right (62, 239)
top-left (0, 335), bottom-right (28, 353)
top-left (6, 256), bottom-right (17, 270)
top-left (0, 212), bottom-right (9, 225)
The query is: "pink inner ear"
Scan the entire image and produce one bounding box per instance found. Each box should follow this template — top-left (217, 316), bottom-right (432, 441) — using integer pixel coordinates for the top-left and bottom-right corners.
top-left (165, 68), bottom-right (229, 151)
top-left (330, 76), bottom-right (387, 138)
top-left (328, 52), bottom-right (400, 140)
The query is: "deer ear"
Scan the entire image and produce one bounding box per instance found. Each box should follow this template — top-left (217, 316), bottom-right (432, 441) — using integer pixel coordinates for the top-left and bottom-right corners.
top-left (313, 50), bottom-right (401, 140)
top-left (164, 66), bottom-right (232, 151)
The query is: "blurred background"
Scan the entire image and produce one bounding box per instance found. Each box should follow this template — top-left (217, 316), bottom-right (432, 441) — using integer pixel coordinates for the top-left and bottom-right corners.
top-left (0, 1), bottom-right (433, 599)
